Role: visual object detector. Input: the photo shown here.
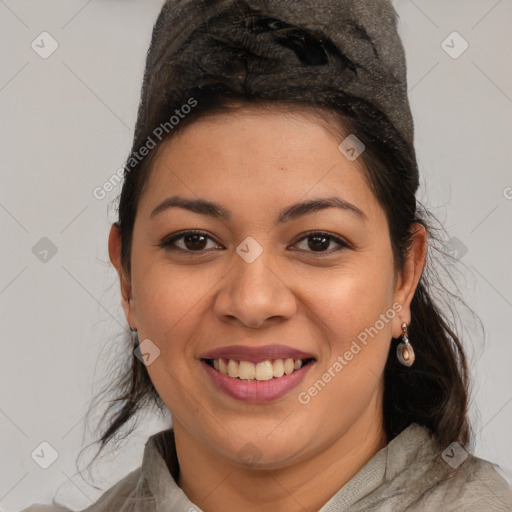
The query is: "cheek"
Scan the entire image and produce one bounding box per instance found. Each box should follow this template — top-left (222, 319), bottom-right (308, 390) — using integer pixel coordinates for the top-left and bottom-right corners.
top-left (307, 250), bottom-right (396, 379)
top-left (130, 258), bottom-right (215, 357)
top-left (130, 261), bottom-right (211, 416)
top-left (310, 252), bottom-right (396, 332)
top-left (294, 273), bottom-right (395, 435)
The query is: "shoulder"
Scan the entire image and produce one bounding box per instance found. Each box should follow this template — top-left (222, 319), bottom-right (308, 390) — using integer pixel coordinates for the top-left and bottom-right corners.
top-left (382, 425), bottom-right (512, 511)
top-left (83, 466), bottom-right (151, 511)
top-left (444, 455), bottom-right (512, 511)
top-left (413, 452), bottom-right (512, 511)
top-left (20, 467), bottom-right (148, 512)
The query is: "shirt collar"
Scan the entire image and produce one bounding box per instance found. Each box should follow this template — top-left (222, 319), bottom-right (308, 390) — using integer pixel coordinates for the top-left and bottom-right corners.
top-left (141, 423), bottom-right (434, 512)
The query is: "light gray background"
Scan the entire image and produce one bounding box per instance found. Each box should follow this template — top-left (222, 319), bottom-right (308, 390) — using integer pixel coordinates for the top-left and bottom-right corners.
top-left (1, 1), bottom-right (511, 510)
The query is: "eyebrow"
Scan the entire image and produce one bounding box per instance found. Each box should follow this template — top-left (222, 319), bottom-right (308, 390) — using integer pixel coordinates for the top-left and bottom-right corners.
top-left (150, 195), bottom-right (367, 223)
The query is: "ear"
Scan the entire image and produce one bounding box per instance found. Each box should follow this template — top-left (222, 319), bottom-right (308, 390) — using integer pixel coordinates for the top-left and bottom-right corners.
top-left (108, 223), bottom-right (137, 330)
top-left (392, 223), bottom-right (427, 338)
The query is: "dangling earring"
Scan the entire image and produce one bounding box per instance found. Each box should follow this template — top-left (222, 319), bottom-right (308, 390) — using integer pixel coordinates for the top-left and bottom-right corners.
top-left (397, 322), bottom-right (415, 367)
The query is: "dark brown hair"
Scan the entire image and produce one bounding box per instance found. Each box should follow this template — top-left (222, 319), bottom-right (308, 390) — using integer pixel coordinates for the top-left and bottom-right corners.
top-left (86, 3), bottom-right (474, 465)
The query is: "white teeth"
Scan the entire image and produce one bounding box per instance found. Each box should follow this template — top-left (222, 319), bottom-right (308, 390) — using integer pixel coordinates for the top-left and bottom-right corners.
top-left (227, 359), bottom-right (239, 378)
top-left (272, 359), bottom-right (284, 378)
top-left (219, 358), bottom-right (229, 375)
top-left (284, 358), bottom-right (295, 375)
top-left (239, 360), bottom-right (255, 380)
top-left (255, 361), bottom-right (274, 381)
top-left (210, 357), bottom-right (310, 380)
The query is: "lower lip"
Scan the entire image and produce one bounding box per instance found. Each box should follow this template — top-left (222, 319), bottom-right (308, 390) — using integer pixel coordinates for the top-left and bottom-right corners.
top-left (201, 360), bottom-right (314, 403)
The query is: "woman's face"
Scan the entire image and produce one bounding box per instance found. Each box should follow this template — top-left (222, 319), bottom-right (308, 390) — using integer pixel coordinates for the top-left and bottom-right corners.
top-left (110, 107), bottom-right (422, 469)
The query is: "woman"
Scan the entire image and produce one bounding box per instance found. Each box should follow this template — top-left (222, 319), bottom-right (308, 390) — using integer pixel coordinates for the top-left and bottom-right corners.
top-left (24, 0), bottom-right (512, 510)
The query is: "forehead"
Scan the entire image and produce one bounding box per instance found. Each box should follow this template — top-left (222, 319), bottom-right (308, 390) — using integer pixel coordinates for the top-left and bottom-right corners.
top-left (137, 108), bottom-right (382, 224)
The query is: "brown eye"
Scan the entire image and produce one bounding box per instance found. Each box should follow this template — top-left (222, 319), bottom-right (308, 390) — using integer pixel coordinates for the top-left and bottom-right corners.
top-left (159, 230), bottom-right (221, 253)
top-left (293, 232), bottom-right (349, 254)
top-left (307, 234), bottom-right (330, 251)
top-left (182, 233), bottom-right (208, 251)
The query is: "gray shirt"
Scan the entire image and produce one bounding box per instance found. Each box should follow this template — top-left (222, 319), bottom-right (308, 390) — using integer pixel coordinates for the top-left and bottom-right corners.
top-left (22, 423), bottom-right (512, 511)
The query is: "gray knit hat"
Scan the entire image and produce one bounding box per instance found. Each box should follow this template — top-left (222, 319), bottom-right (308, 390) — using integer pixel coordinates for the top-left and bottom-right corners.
top-left (136, 0), bottom-right (414, 149)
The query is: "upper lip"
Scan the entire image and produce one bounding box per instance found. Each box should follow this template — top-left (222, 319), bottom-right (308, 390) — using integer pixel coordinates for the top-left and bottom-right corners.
top-left (199, 344), bottom-right (316, 363)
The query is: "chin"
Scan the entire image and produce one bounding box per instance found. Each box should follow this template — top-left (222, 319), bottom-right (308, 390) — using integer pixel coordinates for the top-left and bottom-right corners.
top-left (216, 433), bottom-right (309, 471)
top-left (231, 446), bottom-right (304, 471)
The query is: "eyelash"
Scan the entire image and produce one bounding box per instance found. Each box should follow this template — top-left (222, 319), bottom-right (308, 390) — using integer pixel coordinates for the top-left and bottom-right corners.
top-left (157, 230), bottom-right (350, 256)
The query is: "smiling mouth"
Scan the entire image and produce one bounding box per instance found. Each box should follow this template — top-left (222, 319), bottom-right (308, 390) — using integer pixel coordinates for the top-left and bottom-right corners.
top-left (202, 357), bottom-right (315, 381)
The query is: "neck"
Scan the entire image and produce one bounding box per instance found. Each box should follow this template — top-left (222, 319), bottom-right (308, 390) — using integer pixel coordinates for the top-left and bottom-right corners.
top-left (173, 398), bottom-right (387, 512)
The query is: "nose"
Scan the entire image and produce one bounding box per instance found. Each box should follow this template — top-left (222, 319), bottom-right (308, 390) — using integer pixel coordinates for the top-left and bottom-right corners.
top-left (213, 247), bottom-right (297, 329)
